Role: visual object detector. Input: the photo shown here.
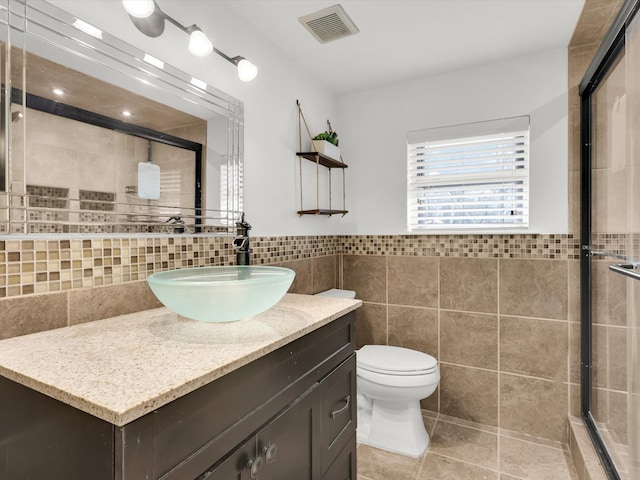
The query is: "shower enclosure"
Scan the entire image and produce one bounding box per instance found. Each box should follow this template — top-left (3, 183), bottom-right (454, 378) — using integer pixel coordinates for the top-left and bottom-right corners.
top-left (580, 0), bottom-right (640, 478)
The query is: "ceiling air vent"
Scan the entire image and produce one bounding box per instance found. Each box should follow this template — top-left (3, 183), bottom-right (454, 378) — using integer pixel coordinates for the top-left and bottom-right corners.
top-left (298, 4), bottom-right (359, 44)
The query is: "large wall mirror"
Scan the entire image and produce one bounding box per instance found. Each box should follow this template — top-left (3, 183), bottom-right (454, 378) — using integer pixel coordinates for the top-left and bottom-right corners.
top-left (0, 0), bottom-right (243, 235)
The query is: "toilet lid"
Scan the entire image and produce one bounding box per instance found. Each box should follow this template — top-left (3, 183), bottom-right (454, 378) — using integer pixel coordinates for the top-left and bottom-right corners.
top-left (357, 345), bottom-right (437, 375)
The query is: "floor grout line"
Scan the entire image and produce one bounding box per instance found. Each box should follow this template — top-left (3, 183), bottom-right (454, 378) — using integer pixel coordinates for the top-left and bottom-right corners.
top-left (357, 410), bottom-right (577, 480)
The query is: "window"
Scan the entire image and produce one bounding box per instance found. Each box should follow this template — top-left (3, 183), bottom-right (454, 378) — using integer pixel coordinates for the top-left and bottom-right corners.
top-left (407, 116), bottom-right (529, 232)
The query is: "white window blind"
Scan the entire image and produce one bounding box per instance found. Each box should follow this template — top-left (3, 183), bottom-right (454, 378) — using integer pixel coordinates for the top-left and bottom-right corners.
top-left (407, 116), bottom-right (530, 232)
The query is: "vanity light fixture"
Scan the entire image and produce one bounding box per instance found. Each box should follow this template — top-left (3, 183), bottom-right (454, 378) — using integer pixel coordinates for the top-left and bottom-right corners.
top-left (121, 0), bottom-right (257, 81)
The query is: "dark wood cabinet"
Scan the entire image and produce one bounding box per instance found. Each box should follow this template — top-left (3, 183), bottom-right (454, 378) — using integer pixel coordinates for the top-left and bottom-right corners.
top-left (0, 312), bottom-right (357, 480)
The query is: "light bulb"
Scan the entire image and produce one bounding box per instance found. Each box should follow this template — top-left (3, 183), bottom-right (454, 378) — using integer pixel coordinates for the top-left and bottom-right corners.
top-left (122, 0), bottom-right (155, 18)
top-left (237, 59), bottom-right (258, 82)
top-left (188, 30), bottom-right (213, 57)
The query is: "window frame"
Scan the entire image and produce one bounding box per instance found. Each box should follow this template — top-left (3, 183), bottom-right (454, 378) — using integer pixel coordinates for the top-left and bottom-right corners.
top-left (407, 115), bottom-right (530, 233)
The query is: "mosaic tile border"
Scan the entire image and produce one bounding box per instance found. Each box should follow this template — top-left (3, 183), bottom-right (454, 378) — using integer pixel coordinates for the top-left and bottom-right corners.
top-left (340, 234), bottom-right (584, 260)
top-left (0, 235), bottom-right (341, 298)
top-left (1, 233), bottom-right (636, 298)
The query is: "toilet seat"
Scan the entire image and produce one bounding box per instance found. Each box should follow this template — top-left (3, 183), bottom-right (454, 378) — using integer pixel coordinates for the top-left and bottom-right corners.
top-left (357, 345), bottom-right (438, 376)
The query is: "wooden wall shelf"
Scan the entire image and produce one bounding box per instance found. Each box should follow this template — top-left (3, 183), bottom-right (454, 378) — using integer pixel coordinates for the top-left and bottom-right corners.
top-left (296, 152), bottom-right (348, 169)
top-left (296, 101), bottom-right (348, 217)
top-left (296, 209), bottom-right (349, 216)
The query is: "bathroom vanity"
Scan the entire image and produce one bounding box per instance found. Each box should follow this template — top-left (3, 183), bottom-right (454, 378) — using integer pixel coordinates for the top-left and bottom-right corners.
top-left (0, 294), bottom-right (360, 480)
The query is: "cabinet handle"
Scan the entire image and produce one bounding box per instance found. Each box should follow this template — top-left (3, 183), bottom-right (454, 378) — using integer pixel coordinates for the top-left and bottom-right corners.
top-left (262, 442), bottom-right (278, 463)
top-left (330, 395), bottom-right (351, 419)
top-left (246, 456), bottom-right (264, 479)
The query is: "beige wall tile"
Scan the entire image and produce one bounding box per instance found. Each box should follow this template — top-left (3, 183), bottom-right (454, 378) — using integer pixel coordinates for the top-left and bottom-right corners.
top-left (592, 260), bottom-right (626, 326)
top-left (499, 259), bottom-right (568, 320)
top-left (440, 258), bottom-right (497, 314)
top-left (592, 387), bottom-right (610, 425)
top-left (570, 321), bottom-right (581, 384)
top-left (500, 374), bottom-right (567, 442)
top-left (570, 383), bottom-right (581, 418)
top-left (68, 281), bottom-right (161, 325)
top-left (355, 302), bottom-right (386, 349)
top-left (569, 172), bottom-right (581, 235)
top-left (500, 316), bottom-right (568, 380)
top-left (282, 258), bottom-right (313, 294)
top-left (440, 363), bottom-right (498, 426)
top-left (570, 4), bottom-right (618, 48)
top-left (607, 391), bottom-right (628, 448)
top-left (312, 255), bottom-right (336, 293)
top-left (0, 292), bottom-right (68, 339)
top-left (569, 260), bottom-right (581, 323)
top-left (593, 324), bottom-right (608, 388)
top-left (343, 255), bottom-right (386, 303)
top-left (441, 311), bottom-right (498, 370)
top-left (388, 305), bottom-right (438, 357)
top-left (607, 326), bottom-right (627, 391)
top-left (388, 256), bottom-right (438, 308)
top-left (420, 386), bottom-right (439, 413)
top-left (608, 389), bottom-right (628, 446)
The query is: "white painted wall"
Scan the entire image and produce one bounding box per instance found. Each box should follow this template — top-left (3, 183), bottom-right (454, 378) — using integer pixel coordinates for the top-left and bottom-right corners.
top-left (47, 0), bottom-right (354, 236)
top-left (43, 3), bottom-right (568, 236)
top-left (337, 48), bottom-right (569, 234)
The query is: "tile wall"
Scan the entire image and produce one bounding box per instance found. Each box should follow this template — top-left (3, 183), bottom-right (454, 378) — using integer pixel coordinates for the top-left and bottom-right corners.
top-left (341, 235), bottom-right (578, 444)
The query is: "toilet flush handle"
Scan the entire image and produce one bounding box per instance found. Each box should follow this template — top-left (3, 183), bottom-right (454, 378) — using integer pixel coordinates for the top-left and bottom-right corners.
top-left (330, 395), bottom-right (351, 419)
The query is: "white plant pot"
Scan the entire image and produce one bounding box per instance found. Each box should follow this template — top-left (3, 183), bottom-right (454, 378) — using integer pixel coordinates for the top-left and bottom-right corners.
top-left (312, 140), bottom-right (341, 161)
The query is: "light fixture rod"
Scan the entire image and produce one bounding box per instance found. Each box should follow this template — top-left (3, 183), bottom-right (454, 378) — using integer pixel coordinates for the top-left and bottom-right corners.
top-left (163, 13), bottom-right (190, 35)
top-left (213, 47), bottom-right (243, 66)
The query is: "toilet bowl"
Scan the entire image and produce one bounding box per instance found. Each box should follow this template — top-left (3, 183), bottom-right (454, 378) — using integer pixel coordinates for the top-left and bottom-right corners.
top-left (357, 344), bottom-right (439, 457)
top-left (315, 289), bottom-right (440, 458)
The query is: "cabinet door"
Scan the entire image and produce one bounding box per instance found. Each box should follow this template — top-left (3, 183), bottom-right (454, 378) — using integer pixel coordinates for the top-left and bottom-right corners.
top-left (195, 437), bottom-right (256, 480)
top-left (322, 434), bottom-right (356, 480)
top-left (257, 388), bottom-right (319, 480)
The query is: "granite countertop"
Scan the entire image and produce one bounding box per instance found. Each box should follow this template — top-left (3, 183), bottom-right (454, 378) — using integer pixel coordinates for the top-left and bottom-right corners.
top-left (0, 293), bottom-right (361, 426)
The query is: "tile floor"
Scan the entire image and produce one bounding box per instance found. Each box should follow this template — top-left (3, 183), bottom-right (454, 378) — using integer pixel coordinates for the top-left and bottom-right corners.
top-left (357, 412), bottom-right (578, 480)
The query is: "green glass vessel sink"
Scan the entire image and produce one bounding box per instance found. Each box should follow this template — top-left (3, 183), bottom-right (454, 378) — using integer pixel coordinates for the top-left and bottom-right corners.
top-left (147, 266), bottom-right (296, 322)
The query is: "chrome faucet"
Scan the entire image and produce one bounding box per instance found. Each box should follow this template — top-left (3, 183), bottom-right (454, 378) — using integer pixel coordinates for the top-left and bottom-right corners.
top-left (233, 213), bottom-right (251, 265)
top-left (166, 216), bottom-right (185, 234)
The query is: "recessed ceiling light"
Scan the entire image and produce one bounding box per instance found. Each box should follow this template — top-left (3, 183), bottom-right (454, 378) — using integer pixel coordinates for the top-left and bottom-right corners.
top-left (143, 53), bottom-right (164, 69)
top-left (52, 88), bottom-right (64, 96)
top-left (190, 77), bottom-right (207, 90)
top-left (72, 19), bottom-right (103, 39)
top-left (122, 111), bottom-right (132, 117)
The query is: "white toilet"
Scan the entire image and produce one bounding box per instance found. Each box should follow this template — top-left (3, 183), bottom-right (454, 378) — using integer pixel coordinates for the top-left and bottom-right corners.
top-left (316, 289), bottom-right (440, 458)
top-left (357, 344), bottom-right (439, 457)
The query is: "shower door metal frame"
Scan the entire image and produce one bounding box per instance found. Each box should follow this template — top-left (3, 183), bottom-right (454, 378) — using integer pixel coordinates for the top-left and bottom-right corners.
top-left (579, 1), bottom-right (640, 478)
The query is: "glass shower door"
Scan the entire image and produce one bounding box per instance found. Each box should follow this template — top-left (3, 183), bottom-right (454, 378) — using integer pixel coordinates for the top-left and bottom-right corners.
top-left (626, 10), bottom-right (640, 479)
top-left (589, 42), bottom-right (628, 476)
top-left (584, 6), bottom-right (640, 478)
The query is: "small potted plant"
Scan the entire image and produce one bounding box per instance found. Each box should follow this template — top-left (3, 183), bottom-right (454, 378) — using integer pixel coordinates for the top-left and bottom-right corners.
top-left (312, 127), bottom-right (340, 161)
